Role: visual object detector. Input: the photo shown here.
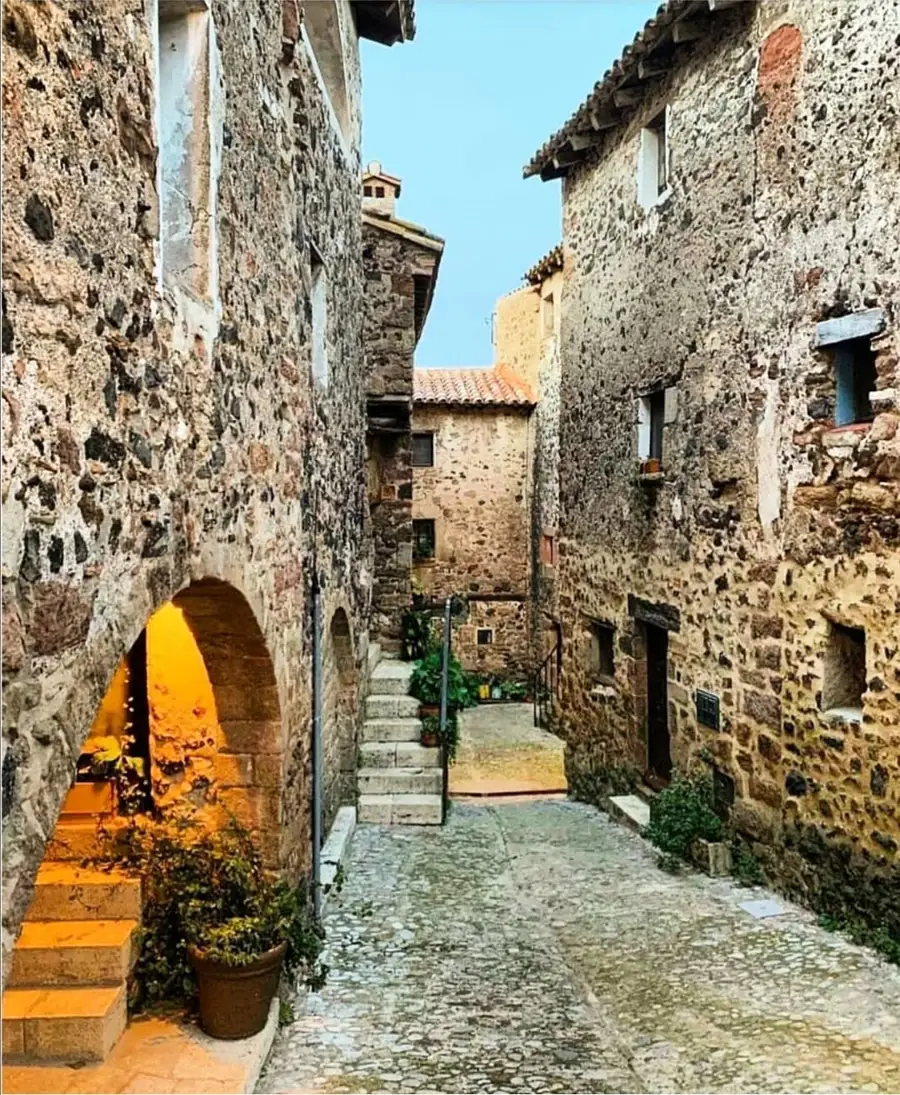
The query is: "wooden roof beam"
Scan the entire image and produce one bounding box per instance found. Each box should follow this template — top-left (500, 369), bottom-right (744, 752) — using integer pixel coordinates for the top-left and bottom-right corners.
top-left (613, 86), bottom-right (644, 108)
top-left (672, 18), bottom-right (709, 43)
top-left (638, 57), bottom-right (670, 80)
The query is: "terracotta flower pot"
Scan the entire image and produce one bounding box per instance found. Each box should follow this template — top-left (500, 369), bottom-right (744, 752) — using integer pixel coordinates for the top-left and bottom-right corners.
top-left (419, 703), bottom-right (440, 719)
top-left (420, 730), bottom-right (439, 748)
top-left (641, 458), bottom-right (662, 475)
top-left (188, 940), bottom-right (286, 1040)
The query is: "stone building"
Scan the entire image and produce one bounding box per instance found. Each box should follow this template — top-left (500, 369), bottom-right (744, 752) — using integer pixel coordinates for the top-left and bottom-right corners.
top-left (362, 162), bottom-right (443, 651)
top-left (525, 0), bottom-right (900, 929)
top-left (495, 247), bottom-right (565, 676)
top-left (1, 0), bottom-right (415, 1042)
top-left (411, 365), bottom-right (536, 679)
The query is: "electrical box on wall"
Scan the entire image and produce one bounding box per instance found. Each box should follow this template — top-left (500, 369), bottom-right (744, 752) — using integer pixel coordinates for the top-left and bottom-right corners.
top-left (696, 689), bottom-right (720, 730)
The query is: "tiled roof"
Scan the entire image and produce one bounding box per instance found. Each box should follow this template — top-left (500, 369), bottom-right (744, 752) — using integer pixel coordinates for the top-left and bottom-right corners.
top-left (524, 0), bottom-right (750, 180)
top-left (414, 366), bottom-right (535, 408)
top-left (525, 244), bottom-right (563, 285)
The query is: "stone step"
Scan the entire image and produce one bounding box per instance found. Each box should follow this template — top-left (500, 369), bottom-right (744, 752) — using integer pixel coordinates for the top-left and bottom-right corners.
top-left (360, 742), bottom-right (441, 769)
top-left (357, 767), bottom-right (442, 797)
top-left (365, 692), bottom-right (421, 719)
top-left (27, 864), bottom-right (141, 923)
top-left (2, 984), bottom-right (127, 1062)
top-left (46, 820), bottom-right (114, 862)
top-left (9, 920), bottom-right (137, 988)
top-left (357, 794), bottom-right (443, 826)
top-left (368, 660), bottom-right (414, 696)
top-left (362, 717), bottom-right (423, 744)
top-left (366, 640), bottom-right (382, 676)
top-left (608, 794), bottom-right (651, 833)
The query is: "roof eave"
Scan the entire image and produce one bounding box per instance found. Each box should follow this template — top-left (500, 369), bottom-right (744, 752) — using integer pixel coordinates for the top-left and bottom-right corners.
top-left (524, 0), bottom-right (752, 181)
top-left (354, 1), bottom-right (415, 46)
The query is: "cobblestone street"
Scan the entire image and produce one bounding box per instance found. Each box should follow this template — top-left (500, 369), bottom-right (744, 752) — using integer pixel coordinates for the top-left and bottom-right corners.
top-left (259, 801), bottom-right (900, 1094)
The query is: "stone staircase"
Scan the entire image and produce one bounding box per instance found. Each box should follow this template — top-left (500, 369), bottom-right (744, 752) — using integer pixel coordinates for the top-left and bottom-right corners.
top-left (357, 644), bottom-right (443, 825)
top-left (2, 861), bottom-right (140, 1063)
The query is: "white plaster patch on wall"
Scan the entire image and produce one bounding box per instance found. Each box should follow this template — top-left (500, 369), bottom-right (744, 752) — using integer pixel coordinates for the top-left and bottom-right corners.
top-left (757, 379), bottom-right (780, 529)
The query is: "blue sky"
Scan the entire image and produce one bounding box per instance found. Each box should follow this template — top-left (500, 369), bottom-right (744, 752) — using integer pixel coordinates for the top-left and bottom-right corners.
top-left (361, 1), bottom-right (659, 367)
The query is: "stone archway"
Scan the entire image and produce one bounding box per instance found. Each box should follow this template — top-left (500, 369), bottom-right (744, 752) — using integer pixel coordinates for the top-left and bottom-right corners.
top-left (2, 577), bottom-right (284, 983)
top-left (323, 606), bottom-right (357, 829)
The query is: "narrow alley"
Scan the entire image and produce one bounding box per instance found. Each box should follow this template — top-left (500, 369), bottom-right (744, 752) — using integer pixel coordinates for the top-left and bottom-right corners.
top-left (260, 800), bottom-right (900, 1095)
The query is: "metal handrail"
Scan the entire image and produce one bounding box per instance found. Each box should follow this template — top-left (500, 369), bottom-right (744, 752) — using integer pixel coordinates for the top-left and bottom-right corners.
top-left (438, 597), bottom-right (453, 823)
top-left (533, 640), bottom-right (560, 729)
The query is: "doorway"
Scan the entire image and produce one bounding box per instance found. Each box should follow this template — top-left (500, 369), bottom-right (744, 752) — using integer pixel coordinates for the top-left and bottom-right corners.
top-left (645, 623), bottom-right (672, 788)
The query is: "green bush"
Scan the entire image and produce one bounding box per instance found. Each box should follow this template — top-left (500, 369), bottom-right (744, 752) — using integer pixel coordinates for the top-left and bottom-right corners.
top-left (104, 817), bottom-right (325, 1011)
top-left (400, 597), bottom-right (435, 662)
top-left (409, 650), bottom-right (478, 711)
top-left (645, 771), bottom-right (723, 858)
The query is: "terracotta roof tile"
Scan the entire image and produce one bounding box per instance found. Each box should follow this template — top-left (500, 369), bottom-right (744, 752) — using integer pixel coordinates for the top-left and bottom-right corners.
top-left (525, 244), bottom-right (563, 285)
top-left (414, 366), bottom-right (535, 408)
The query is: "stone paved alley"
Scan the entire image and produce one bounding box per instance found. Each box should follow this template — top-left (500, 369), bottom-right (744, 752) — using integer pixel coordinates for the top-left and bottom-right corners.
top-left (259, 801), bottom-right (900, 1094)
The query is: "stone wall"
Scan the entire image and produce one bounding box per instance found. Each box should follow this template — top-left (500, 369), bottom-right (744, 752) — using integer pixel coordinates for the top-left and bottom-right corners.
top-left (553, 0), bottom-right (900, 924)
top-left (1, 0), bottom-right (374, 966)
top-left (412, 404), bottom-right (533, 678)
top-left (363, 219), bottom-right (440, 650)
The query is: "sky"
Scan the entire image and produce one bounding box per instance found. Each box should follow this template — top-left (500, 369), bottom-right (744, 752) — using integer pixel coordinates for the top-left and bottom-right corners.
top-left (361, 0), bottom-right (659, 368)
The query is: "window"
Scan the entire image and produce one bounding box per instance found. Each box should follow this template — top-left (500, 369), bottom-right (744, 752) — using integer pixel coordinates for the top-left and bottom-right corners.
top-left (588, 621), bottom-right (615, 682)
top-left (823, 622), bottom-right (866, 718)
top-left (363, 185), bottom-right (373, 197)
top-left (157, 0), bottom-right (214, 296)
top-left (477, 629), bottom-right (493, 646)
top-left (411, 432), bottom-right (434, 467)
top-left (310, 244), bottom-right (327, 386)
top-left (638, 107), bottom-right (668, 210)
top-left (375, 186), bottom-right (385, 198)
top-left (540, 533), bottom-right (558, 566)
top-left (834, 340), bottom-right (877, 426)
top-left (638, 387), bottom-right (677, 468)
top-left (412, 519), bottom-right (435, 561)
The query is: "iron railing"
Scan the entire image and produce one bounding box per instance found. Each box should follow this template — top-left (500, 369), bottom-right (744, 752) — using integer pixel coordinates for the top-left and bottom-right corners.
top-left (438, 596), bottom-right (452, 823)
top-left (533, 640), bottom-right (560, 729)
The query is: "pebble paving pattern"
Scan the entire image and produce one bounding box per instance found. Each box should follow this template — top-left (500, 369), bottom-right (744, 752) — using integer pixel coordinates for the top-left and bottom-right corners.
top-left (259, 800), bottom-right (900, 1094)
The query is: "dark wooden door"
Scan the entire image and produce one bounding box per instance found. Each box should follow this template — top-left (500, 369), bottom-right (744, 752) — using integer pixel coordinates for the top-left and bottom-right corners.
top-left (646, 624), bottom-right (672, 786)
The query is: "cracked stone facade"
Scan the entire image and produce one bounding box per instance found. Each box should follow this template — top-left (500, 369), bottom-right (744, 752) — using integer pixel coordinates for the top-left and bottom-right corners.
top-left (540, 2), bottom-right (900, 931)
top-left (1, 0), bottom-right (412, 972)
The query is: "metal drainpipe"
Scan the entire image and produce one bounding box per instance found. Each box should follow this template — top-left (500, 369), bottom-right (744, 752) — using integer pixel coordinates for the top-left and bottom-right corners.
top-left (311, 577), bottom-right (324, 919)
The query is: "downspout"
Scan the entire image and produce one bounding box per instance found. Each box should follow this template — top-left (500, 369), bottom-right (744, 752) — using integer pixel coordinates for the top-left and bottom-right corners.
top-left (311, 573), bottom-right (323, 919)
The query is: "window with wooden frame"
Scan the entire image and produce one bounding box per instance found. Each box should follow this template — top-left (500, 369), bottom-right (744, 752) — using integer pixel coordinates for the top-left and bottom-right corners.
top-left (588, 621), bottom-right (615, 683)
top-left (411, 432), bottom-right (434, 467)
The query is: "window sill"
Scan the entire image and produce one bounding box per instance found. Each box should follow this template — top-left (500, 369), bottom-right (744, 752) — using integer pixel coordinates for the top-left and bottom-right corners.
top-left (413, 558), bottom-right (436, 567)
top-left (639, 470), bottom-right (666, 486)
top-left (639, 187), bottom-right (672, 215)
top-left (823, 707), bottom-right (862, 725)
top-left (590, 679), bottom-right (617, 699)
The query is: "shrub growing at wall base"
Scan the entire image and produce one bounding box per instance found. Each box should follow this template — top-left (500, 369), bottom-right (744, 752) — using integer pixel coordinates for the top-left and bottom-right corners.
top-left (645, 771), bottom-right (723, 858)
top-left (103, 817), bottom-right (325, 1013)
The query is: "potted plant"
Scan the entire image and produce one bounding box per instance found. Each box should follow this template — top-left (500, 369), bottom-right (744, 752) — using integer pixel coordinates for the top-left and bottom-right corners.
top-left (409, 650), bottom-right (479, 719)
top-left (400, 595), bottom-right (434, 662)
top-left (420, 714), bottom-right (440, 748)
top-left (105, 818), bottom-right (325, 1038)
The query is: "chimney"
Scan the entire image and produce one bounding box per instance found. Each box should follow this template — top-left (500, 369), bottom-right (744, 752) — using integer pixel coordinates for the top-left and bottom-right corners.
top-left (362, 160), bottom-right (401, 219)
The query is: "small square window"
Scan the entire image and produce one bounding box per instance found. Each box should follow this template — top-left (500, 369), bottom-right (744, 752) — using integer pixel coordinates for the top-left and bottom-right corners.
top-left (363, 185), bottom-right (373, 197)
top-left (477, 628), bottom-right (493, 646)
top-left (823, 621), bottom-right (866, 717)
top-left (588, 621), bottom-right (615, 682)
top-left (638, 107), bottom-right (668, 209)
top-left (412, 432), bottom-right (434, 467)
top-left (375, 186), bottom-right (385, 198)
top-left (834, 340), bottom-right (877, 426)
top-left (413, 519), bottom-right (435, 561)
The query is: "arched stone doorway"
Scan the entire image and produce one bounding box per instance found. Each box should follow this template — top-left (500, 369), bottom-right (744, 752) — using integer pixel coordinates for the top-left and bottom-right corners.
top-left (323, 606), bottom-right (357, 830)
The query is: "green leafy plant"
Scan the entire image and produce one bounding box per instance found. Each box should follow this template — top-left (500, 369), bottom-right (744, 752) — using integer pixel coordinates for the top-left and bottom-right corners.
top-left (818, 912), bottom-right (900, 966)
top-left (400, 596), bottom-right (435, 662)
top-left (77, 735), bottom-right (150, 816)
top-left (103, 817), bottom-right (325, 1012)
top-left (645, 770), bottom-right (723, 858)
top-left (731, 841), bottom-right (764, 886)
top-left (500, 680), bottom-right (528, 701)
top-left (409, 650), bottom-right (478, 711)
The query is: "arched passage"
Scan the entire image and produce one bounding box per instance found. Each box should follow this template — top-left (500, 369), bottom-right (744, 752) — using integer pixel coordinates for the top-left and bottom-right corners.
top-left (323, 606), bottom-right (358, 829)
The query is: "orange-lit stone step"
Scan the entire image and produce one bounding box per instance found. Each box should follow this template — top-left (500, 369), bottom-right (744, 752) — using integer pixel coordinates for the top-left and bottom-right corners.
top-left (9, 920), bottom-right (137, 988)
top-left (26, 864), bottom-right (140, 922)
top-left (46, 818), bottom-right (117, 861)
top-left (2, 984), bottom-right (126, 1062)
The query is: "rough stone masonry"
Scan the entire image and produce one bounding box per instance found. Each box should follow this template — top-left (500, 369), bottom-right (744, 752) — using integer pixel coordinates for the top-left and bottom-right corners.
top-left (1, 0), bottom-right (413, 973)
top-left (527, 0), bottom-right (900, 932)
